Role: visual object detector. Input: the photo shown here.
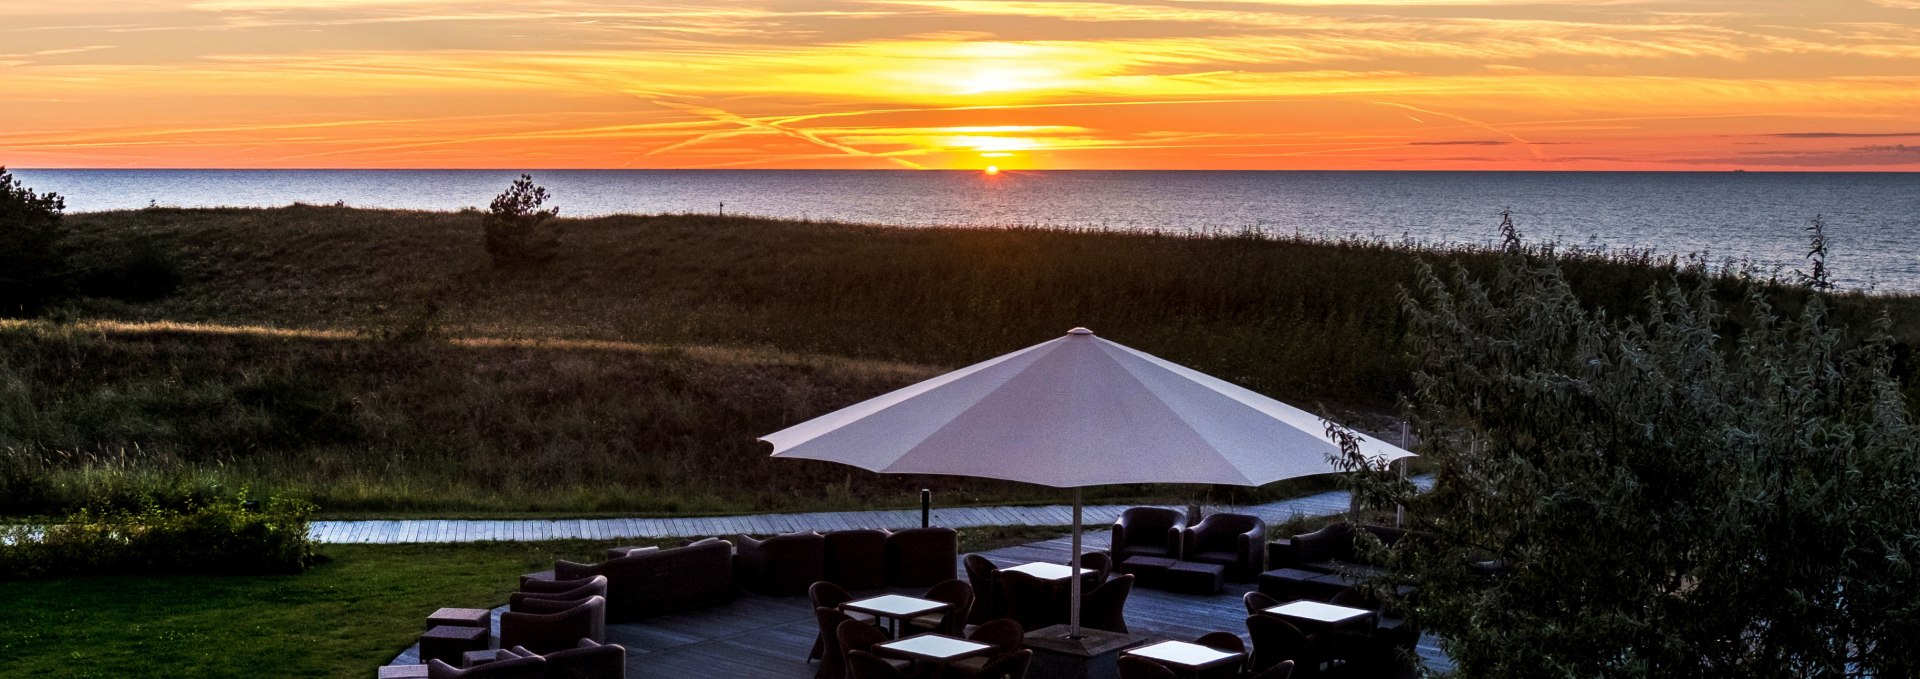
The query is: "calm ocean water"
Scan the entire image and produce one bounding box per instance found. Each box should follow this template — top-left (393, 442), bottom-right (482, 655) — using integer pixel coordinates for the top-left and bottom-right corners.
top-left (15, 169), bottom-right (1920, 292)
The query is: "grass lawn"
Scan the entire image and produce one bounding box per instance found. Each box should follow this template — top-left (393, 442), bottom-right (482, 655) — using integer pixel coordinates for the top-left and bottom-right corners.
top-left (0, 527), bottom-right (1070, 678)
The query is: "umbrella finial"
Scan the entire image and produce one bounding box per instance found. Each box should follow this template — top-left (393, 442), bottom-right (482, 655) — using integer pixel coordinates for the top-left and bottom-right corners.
top-left (1068, 327), bottom-right (1094, 335)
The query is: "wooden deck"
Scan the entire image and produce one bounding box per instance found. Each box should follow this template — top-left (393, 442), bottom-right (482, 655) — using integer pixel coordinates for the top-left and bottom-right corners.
top-left (313, 493), bottom-right (1363, 544)
top-left (388, 531), bottom-right (1451, 677)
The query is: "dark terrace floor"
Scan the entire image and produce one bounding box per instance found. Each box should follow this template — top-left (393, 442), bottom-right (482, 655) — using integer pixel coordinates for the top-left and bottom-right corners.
top-left (389, 532), bottom-right (1452, 678)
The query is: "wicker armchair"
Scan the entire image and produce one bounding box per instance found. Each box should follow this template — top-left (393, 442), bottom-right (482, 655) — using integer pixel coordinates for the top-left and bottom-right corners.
top-left (552, 539), bottom-right (733, 622)
top-left (1183, 513), bottom-right (1267, 581)
top-left (427, 655), bottom-right (546, 678)
top-left (1118, 656), bottom-right (1177, 679)
top-left (969, 648), bottom-right (1033, 678)
top-left (823, 529), bottom-right (889, 590)
top-left (1111, 507), bottom-right (1184, 562)
top-left (509, 575), bottom-right (607, 610)
top-left (838, 621), bottom-right (913, 675)
top-left (1000, 569), bottom-right (1061, 632)
top-left (734, 531), bottom-right (825, 596)
top-left (812, 607), bottom-right (857, 679)
top-left (499, 595), bottom-right (604, 655)
top-left (964, 554), bottom-right (1004, 624)
top-left (500, 639), bottom-right (626, 679)
top-left (884, 527), bottom-right (957, 587)
top-left (905, 579), bottom-right (974, 636)
top-left (1194, 631), bottom-right (1248, 679)
top-left (1247, 614), bottom-right (1321, 677)
top-left (1078, 573), bottom-right (1134, 633)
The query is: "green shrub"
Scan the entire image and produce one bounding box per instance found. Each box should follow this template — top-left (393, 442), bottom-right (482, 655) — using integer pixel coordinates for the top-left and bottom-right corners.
top-left (0, 167), bottom-right (71, 317)
top-left (71, 234), bottom-right (184, 302)
top-left (0, 494), bottom-right (316, 580)
top-left (482, 174), bottom-right (560, 267)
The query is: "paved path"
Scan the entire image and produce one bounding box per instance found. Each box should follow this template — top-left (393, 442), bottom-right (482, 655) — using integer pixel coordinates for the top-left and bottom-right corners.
top-left (311, 478), bottom-right (1430, 544)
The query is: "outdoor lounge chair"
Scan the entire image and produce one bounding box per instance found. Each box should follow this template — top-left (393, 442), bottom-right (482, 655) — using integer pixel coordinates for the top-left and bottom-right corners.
top-left (1000, 569), bottom-right (1062, 631)
top-left (494, 639), bottom-right (626, 678)
top-left (1183, 513), bottom-right (1267, 581)
top-left (1194, 631), bottom-right (1248, 679)
top-left (964, 554), bottom-right (1005, 624)
top-left (427, 653), bottom-right (545, 678)
top-left (812, 607), bottom-right (857, 679)
top-left (1247, 614), bottom-right (1321, 677)
top-left (845, 649), bottom-right (911, 679)
top-left (906, 579), bottom-right (974, 636)
top-left (1249, 660), bottom-right (1296, 679)
top-left (949, 618), bottom-right (1025, 673)
top-left (966, 648), bottom-right (1032, 678)
top-left (734, 531), bottom-right (826, 596)
top-left (1077, 573), bottom-right (1134, 633)
top-left (885, 527), bottom-right (958, 586)
top-left (499, 595), bottom-right (605, 655)
top-left (1244, 591), bottom-right (1280, 616)
top-left (1081, 552), bottom-right (1113, 584)
top-left (509, 575), bottom-right (608, 609)
top-left (808, 582), bottom-right (880, 663)
top-left (1111, 507), bottom-right (1184, 562)
top-left (1117, 655), bottom-right (1177, 679)
top-left (824, 529), bottom-right (889, 589)
top-left (838, 620), bottom-right (913, 675)
top-left (552, 539), bottom-right (733, 622)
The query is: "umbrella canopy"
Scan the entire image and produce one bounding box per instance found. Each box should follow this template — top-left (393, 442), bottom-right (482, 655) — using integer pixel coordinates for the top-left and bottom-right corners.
top-left (763, 327), bottom-right (1415, 485)
top-left (760, 327), bottom-right (1416, 638)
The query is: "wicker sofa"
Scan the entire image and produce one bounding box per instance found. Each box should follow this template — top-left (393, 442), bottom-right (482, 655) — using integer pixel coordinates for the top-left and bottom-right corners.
top-left (553, 539), bottom-right (735, 622)
top-left (1278, 521), bottom-right (1424, 576)
top-left (735, 531), bottom-right (827, 596)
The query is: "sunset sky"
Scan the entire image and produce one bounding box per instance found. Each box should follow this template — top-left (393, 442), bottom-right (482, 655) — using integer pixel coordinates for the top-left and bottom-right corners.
top-left (3, 0), bottom-right (1918, 170)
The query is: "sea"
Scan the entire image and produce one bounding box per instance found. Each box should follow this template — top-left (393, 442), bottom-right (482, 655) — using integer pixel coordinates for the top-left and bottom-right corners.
top-left (13, 169), bottom-right (1919, 293)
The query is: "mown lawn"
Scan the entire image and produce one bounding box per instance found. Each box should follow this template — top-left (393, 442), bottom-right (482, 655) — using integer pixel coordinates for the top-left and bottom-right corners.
top-left (0, 540), bottom-right (648, 679)
top-left (0, 527), bottom-right (1070, 679)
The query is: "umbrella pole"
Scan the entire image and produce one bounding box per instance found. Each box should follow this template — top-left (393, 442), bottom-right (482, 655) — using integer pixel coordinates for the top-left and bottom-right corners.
top-left (1069, 486), bottom-right (1082, 638)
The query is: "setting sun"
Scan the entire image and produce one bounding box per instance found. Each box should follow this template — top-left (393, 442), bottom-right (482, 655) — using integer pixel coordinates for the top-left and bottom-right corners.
top-left (984, 165), bottom-right (1000, 175)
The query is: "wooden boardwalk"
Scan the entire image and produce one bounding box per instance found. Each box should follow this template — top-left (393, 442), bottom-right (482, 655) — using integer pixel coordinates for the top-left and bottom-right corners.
top-left (386, 531), bottom-right (1449, 677)
top-left (312, 481), bottom-right (1433, 544)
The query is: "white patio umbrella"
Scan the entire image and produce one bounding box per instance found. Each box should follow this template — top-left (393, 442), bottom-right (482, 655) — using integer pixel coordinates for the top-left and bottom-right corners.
top-left (760, 327), bottom-right (1415, 639)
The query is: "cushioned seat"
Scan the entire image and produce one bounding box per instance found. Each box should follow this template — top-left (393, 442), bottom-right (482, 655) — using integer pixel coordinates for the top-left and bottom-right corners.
top-left (734, 531), bottom-right (826, 596)
top-left (553, 540), bottom-right (733, 622)
top-left (1182, 513), bottom-right (1267, 582)
top-left (1112, 507), bottom-right (1184, 563)
top-left (884, 527), bottom-right (957, 587)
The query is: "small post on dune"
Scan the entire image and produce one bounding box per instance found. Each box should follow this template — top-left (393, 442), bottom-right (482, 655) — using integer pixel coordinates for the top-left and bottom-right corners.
top-left (920, 488), bottom-right (931, 528)
top-left (1069, 486), bottom-right (1083, 638)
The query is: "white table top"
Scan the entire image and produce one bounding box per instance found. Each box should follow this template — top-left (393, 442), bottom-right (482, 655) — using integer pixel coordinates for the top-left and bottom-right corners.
top-left (877, 633), bottom-right (995, 662)
top-left (1125, 640), bottom-right (1243, 669)
top-left (1264, 600), bottom-right (1373, 625)
top-left (1001, 562), bottom-right (1095, 582)
top-left (843, 594), bottom-right (950, 618)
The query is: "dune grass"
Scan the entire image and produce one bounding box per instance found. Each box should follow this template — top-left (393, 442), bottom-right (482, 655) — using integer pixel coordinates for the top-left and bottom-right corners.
top-left (6, 205), bottom-right (1915, 517)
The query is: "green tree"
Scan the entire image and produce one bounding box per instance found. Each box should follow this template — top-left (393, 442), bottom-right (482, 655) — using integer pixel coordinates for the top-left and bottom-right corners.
top-left (482, 173), bottom-right (560, 267)
top-left (1336, 254), bottom-right (1920, 678)
top-left (0, 167), bottom-right (70, 316)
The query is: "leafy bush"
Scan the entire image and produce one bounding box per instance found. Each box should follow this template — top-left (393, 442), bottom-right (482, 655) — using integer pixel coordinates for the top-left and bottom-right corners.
top-left (0, 494), bottom-right (316, 580)
top-left (1337, 253), bottom-right (1920, 678)
top-left (71, 234), bottom-right (184, 302)
top-left (482, 174), bottom-right (560, 267)
top-left (0, 167), bottom-right (71, 316)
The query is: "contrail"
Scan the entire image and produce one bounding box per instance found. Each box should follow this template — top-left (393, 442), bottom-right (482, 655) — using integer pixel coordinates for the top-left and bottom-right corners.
top-left (647, 100), bottom-right (926, 169)
top-left (1373, 101), bottom-right (1547, 160)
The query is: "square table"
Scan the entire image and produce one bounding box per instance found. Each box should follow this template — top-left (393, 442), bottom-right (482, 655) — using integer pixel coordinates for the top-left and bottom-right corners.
top-left (1123, 640), bottom-right (1246, 675)
top-left (1262, 600), bottom-right (1374, 632)
top-left (1001, 561), bottom-right (1096, 582)
top-left (842, 594), bottom-right (952, 637)
top-left (876, 632), bottom-right (996, 665)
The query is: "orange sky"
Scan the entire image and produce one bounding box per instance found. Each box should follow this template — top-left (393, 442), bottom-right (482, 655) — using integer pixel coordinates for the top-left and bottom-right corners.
top-left (3, 0), bottom-right (1919, 170)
